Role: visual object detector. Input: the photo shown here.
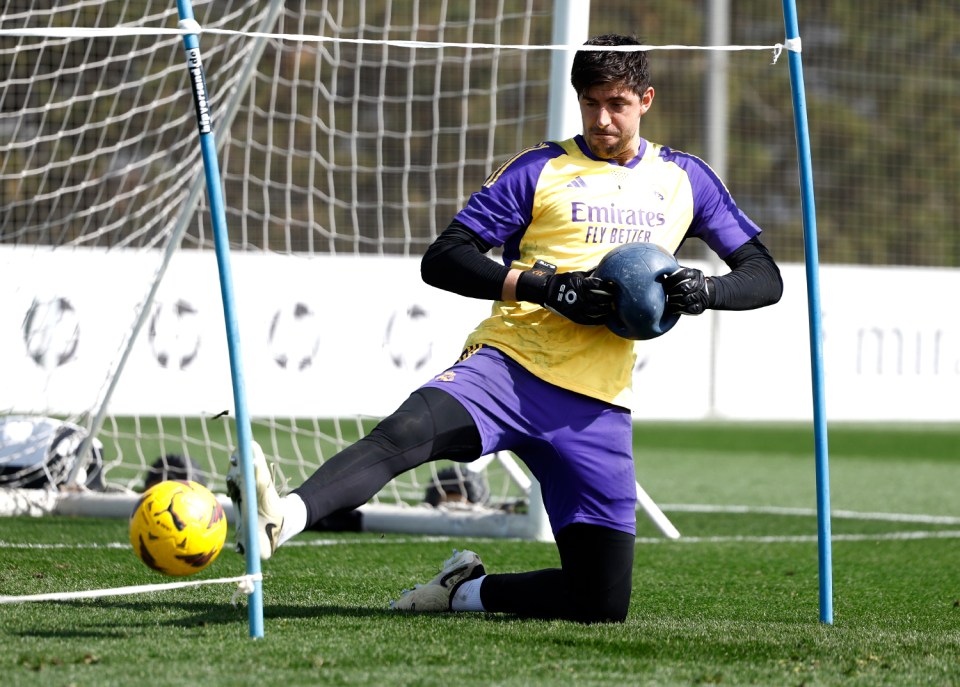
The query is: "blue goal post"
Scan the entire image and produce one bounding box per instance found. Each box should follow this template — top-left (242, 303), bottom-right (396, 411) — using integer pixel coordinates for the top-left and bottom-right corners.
top-left (175, 0), bottom-right (265, 639)
top-left (780, 0), bottom-right (834, 626)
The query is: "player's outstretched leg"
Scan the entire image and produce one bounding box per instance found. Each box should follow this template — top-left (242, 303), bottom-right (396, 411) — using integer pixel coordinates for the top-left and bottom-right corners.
top-left (390, 549), bottom-right (485, 612)
top-left (226, 440), bottom-right (284, 561)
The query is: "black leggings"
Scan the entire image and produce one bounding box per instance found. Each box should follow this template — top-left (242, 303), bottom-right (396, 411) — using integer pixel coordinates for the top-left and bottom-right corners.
top-left (481, 523), bottom-right (635, 623)
top-left (292, 386), bottom-right (482, 524)
top-left (292, 386), bottom-right (635, 623)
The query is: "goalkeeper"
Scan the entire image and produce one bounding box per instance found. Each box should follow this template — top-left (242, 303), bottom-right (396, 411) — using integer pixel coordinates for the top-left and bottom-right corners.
top-left (228, 33), bottom-right (782, 623)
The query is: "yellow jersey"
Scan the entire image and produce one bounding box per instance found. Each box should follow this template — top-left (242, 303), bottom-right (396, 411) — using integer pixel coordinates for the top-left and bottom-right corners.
top-left (453, 136), bottom-right (761, 409)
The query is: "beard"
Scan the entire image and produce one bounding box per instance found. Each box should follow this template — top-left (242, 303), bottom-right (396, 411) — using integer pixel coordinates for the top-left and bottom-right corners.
top-left (586, 129), bottom-right (634, 162)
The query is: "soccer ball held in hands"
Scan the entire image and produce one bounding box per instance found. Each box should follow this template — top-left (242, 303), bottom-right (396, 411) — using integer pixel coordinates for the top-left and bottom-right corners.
top-left (594, 242), bottom-right (681, 340)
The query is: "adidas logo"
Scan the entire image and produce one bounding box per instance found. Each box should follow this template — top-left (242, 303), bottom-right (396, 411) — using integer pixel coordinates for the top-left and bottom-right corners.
top-left (566, 176), bottom-right (587, 188)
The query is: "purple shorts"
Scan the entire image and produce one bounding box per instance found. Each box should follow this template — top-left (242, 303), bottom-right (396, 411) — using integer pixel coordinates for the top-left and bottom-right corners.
top-left (422, 346), bottom-right (637, 536)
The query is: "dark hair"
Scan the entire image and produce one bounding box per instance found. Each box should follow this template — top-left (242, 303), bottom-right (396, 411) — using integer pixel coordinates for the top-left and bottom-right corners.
top-left (570, 34), bottom-right (651, 97)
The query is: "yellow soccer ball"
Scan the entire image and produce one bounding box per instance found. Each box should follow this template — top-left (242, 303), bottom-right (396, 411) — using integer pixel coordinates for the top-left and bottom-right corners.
top-left (129, 480), bottom-right (227, 577)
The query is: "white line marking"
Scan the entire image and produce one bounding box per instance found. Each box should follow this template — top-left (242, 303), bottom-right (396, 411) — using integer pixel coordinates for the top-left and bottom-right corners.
top-left (634, 530), bottom-right (960, 545)
top-left (2, 505), bottom-right (958, 552)
top-left (6, 529), bottom-right (960, 552)
top-left (662, 504), bottom-right (960, 525)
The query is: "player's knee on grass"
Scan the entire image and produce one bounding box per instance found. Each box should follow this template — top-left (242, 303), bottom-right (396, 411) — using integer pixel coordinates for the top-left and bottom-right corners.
top-left (570, 580), bottom-right (631, 624)
top-left (557, 523), bottom-right (635, 623)
top-left (480, 524), bottom-right (635, 623)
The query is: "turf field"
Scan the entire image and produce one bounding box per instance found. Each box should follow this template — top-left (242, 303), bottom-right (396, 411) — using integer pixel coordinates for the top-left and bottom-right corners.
top-left (2, 422), bottom-right (958, 686)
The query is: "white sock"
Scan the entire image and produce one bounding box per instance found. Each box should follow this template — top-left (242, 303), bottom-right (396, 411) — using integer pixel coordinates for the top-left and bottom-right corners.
top-left (450, 576), bottom-right (486, 612)
top-left (277, 493), bottom-right (307, 546)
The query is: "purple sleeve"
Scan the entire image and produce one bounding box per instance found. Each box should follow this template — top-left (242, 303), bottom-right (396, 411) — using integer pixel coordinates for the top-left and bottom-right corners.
top-left (453, 143), bottom-right (562, 248)
top-left (667, 149), bottom-right (762, 259)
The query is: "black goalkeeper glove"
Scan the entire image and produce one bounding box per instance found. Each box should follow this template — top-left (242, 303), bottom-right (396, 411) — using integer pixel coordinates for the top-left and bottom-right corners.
top-left (516, 259), bottom-right (614, 325)
top-left (660, 266), bottom-right (714, 316)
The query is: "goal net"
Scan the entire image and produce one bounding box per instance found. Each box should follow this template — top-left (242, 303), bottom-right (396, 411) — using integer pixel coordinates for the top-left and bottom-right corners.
top-left (0, 0), bottom-right (559, 539)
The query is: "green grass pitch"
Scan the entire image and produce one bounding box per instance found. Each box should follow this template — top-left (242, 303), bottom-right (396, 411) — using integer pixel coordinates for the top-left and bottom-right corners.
top-left (1, 422), bottom-right (959, 686)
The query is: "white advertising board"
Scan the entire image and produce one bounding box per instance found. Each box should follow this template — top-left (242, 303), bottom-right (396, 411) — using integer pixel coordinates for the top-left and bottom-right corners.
top-left (1, 246), bottom-right (957, 422)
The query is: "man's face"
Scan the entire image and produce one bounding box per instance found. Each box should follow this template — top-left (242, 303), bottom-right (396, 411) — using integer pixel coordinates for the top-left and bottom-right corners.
top-left (578, 83), bottom-right (654, 165)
